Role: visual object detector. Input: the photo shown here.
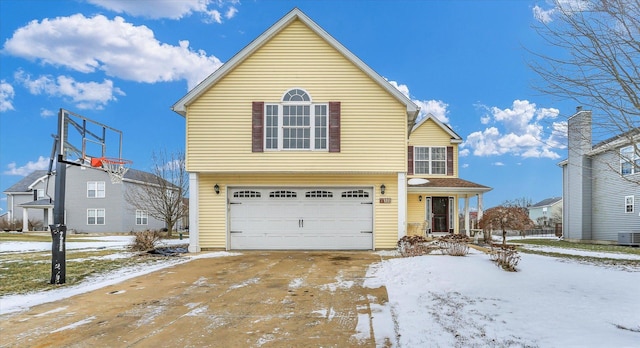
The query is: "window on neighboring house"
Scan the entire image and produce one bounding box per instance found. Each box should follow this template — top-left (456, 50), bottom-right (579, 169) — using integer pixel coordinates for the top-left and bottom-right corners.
top-left (264, 89), bottom-right (328, 151)
top-left (33, 189), bottom-right (45, 201)
top-left (136, 210), bottom-right (148, 225)
top-left (87, 181), bottom-right (105, 198)
top-left (414, 147), bottom-right (447, 175)
top-left (625, 196), bottom-right (634, 213)
top-left (620, 144), bottom-right (640, 175)
top-left (87, 209), bottom-right (105, 225)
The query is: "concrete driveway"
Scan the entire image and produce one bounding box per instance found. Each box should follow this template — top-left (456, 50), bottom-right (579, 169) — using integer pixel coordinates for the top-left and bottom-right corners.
top-left (1, 251), bottom-right (392, 347)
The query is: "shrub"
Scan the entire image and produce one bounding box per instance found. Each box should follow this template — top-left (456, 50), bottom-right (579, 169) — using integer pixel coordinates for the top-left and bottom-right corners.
top-left (435, 234), bottom-right (470, 256)
top-left (397, 235), bottom-right (438, 257)
top-left (130, 230), bottom-right (163, 251)
top-left (489, 243), bottom-right (520, 271)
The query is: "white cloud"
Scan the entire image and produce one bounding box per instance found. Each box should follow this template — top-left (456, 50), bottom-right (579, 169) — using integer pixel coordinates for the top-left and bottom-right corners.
top-left (459, 149), bottom-right (470, 157)
top-left (462, 163), bottom-right (469, 168)
top-left (15, 71), bottom-right (125, 110)
top-left (0, 80), bottom-right (15, 112)
top-left (4, 156), bottom-right (49, 176)
top-left (40, 109), bottom-right (55, 118)
top-left (533, 1), bottom-right (591, 23)
top-left (3, 14), bottom-right (223, 89)
top-left (492, 162), bottom-right (505, 166)
top-left (87, 0), bottom-right (240, 22)
top-left (462, 100), bottom-right (566, 160)
top-left (533, 5), bottom-right (554, 23)
top-left (387, 80), bottom-right (449, 123)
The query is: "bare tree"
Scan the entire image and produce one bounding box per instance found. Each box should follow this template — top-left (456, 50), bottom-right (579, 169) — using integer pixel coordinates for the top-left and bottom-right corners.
top-left (530, 0), bottom-right (640, 181)
top-left (125, 150), bottom-right (188, 237)
top-left (479, 201), bottom-right (535, 246)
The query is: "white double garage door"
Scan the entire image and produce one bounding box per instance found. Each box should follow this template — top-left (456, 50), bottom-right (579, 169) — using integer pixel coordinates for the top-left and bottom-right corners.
top-left (229, 187), bottom-right (373, 250)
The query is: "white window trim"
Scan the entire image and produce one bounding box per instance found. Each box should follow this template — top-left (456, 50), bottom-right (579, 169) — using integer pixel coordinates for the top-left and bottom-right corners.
top-left (414, 146), bottom-right (447, 175)
top-left (625, 195), bottom-right (634, 213)
top-left (264, 89), bottom-right (328, 151)
top-left (136, 210), bottom-right (148, 225)
top-left (36, 189), bottom-right (45, 199)
top-left (87, 181), bottom-right (106, 198)
top-left (620, 144), bottom-right (640, 176)
top-left (87, 208), bottom-right (105, 225)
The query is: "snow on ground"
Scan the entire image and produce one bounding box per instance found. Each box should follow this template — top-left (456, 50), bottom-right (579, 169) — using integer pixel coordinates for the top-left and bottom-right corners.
top-left (0, 235), bottom-right (187, 253)
top-left (363, 248), bottom-right (640, 348)
top-left (2, 234), bottom-right (639, 347)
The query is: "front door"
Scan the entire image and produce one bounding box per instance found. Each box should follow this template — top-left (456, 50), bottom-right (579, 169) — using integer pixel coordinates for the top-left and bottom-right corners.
top-left (432, 197), bottom-right (449, 232)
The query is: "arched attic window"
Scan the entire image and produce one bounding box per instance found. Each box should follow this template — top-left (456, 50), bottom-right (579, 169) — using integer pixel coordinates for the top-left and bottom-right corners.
top-left (282, 88), bottom-right (311, 102)
top-left (253, 89), bottom-right (340, 152)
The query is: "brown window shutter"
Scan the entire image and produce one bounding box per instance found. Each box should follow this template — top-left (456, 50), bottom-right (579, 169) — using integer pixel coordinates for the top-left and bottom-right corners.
top-left (329, 102), bottom-right (341, 152)
top-left (447, 146), bottom-right (454, 176)
top-left (252, 102), bottom-right (264, 152)
top-left (408, 146), bottom-right (414, 175)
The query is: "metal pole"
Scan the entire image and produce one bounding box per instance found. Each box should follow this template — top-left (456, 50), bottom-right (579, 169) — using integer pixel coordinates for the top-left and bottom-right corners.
top-left (49, 110), bottom-right (67, 285)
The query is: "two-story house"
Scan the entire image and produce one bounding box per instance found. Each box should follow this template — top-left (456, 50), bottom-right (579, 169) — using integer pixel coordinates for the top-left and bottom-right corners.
top-left (528, 197), bottom-right (562, 227)
top-left (172, 8), bottom-right (491, 252)
top-left (560, 107), bottom-right (640, 243)
top-left (3, 166), bottom-right (166, 233)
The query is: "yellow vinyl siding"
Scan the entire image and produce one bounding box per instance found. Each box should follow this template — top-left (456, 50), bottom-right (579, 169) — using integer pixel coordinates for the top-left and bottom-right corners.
top-left (408, 118), bottom-right (458, 177)
top-left (186, 19), bottom-right (407, 173)
top-left (198, 173), bottom-right (398, 249)
top-left (407, 193), bottom-right (460, 233)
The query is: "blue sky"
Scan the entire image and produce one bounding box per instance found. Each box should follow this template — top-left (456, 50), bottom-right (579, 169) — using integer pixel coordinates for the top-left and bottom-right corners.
top-left (1, 0), bottom-right (574, 211)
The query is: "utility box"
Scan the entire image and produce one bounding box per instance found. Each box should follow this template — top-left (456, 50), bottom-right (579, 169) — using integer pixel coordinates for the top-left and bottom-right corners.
top-left (618, 232), bottom-right (640, 246)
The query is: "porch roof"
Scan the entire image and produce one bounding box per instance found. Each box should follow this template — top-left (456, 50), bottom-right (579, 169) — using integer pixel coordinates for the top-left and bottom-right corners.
top-left (407, 177), bottom-right (492, 194)
top-left (19, 199), bottom-right (54, 209)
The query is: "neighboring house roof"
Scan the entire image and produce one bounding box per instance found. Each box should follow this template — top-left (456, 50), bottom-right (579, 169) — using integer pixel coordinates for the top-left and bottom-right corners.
top-left (530, 197), bottom-right (562, 208)
top-left (171, 7), bottom-right (420, 131)
top-left (407, 177), bottom-right (492, 193)
top-left (411, 114), bottom-right (462, 143)
top-left (589, 127), bottom-right (640, 156)
top-left (19, 199), bottom-right (54, 208)
top-left (3, 170), bottom-right (49, 193)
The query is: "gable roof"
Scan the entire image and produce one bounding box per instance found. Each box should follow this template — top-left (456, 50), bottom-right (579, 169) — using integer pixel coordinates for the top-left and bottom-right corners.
top-left (3, 170), bottom-right (49, 193)
top-left (411, 114), bottom-right (462, 143)
top-left (171, 8), bottom-right (419, 130)
top-left (530, 197), bottom-right (562, 208)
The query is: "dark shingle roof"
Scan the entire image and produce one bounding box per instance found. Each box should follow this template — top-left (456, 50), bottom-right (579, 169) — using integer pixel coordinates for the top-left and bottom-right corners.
top-left (409, 177), bottom-right (491, 189)
top-left (3, 170), bottom-right (49, 193)
top-left (530, 197), bottom-right (562, 208)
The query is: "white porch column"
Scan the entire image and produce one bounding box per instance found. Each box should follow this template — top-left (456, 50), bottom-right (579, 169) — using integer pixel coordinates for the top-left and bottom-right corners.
top-left (47, 208), bottom-right (53, 231)
top-left (397, 172), bottom-right (407, 239)
top-left (188, 172), bottom-right (200, 253)
top-left (464, 195), bottom-right (470, 236)
top-left (477, 193), bottom-right (484, 222)
top-left (22, 208), bottom-right (29, 231)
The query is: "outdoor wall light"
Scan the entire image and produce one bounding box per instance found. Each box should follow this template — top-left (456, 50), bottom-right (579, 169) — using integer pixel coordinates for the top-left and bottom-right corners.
top-left (214, 184), bottom-right (220, 194)
top-left (380, 184), bottom-right (386, 195)
top-left (419, 195), bottom-right (423, 202)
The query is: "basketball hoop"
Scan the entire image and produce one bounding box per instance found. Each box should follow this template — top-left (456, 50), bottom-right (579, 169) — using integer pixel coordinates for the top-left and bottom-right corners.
top-left (90, 157), bottom-right (132, 184)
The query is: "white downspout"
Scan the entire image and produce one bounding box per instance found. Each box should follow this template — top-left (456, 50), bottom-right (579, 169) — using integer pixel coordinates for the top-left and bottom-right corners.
top-left (397, 172), bottom-right (407, 240)
top-left (188, 172), bottom-right (200, 253)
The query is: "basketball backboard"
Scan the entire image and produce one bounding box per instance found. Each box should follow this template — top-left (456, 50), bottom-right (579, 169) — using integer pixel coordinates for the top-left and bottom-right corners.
top-left (56, 108), bottom-right (124, 166)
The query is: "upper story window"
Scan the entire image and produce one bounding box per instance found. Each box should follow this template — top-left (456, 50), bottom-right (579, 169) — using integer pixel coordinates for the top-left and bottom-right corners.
top-left (33, 189), bottom-right (45, 201)
top-left (414, 147), bottom-right (446, 175)
top-left (265, 89), bottom-right (328, 151)
top-left (87, 181), bottom-right (105, 198)
top-left (620, 144), bottom-right (639, 176)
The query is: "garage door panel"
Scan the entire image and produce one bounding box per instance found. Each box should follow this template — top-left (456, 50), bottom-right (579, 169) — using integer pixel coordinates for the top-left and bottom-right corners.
top-left (229, 187), bottom-right (372, 250)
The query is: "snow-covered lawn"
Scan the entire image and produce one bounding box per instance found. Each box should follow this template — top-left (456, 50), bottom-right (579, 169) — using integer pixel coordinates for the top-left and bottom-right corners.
top-left (0, 235), bottom-right (186, 254)
top-left (364, 248), bottom-right (640, 347)
top-left (2, 236), bottom-right (639, 347)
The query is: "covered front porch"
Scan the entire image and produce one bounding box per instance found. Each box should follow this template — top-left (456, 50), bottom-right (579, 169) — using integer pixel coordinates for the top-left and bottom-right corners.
top-left (406, 177), bottom-right (492, 237)
top-left (18, 199), bottom-right (54, 231)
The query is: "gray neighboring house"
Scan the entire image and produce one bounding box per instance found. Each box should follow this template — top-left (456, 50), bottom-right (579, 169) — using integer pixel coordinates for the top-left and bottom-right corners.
top-left (3, 166), bottom-right (166, 233)
top-left (559, 108), bottom-right (640, 243)
top-left (528, 197), bottom-right (562, 227)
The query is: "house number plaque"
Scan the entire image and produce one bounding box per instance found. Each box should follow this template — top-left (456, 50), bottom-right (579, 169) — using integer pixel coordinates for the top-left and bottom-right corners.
top-left (379, 198), bottom-right (392, 203)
